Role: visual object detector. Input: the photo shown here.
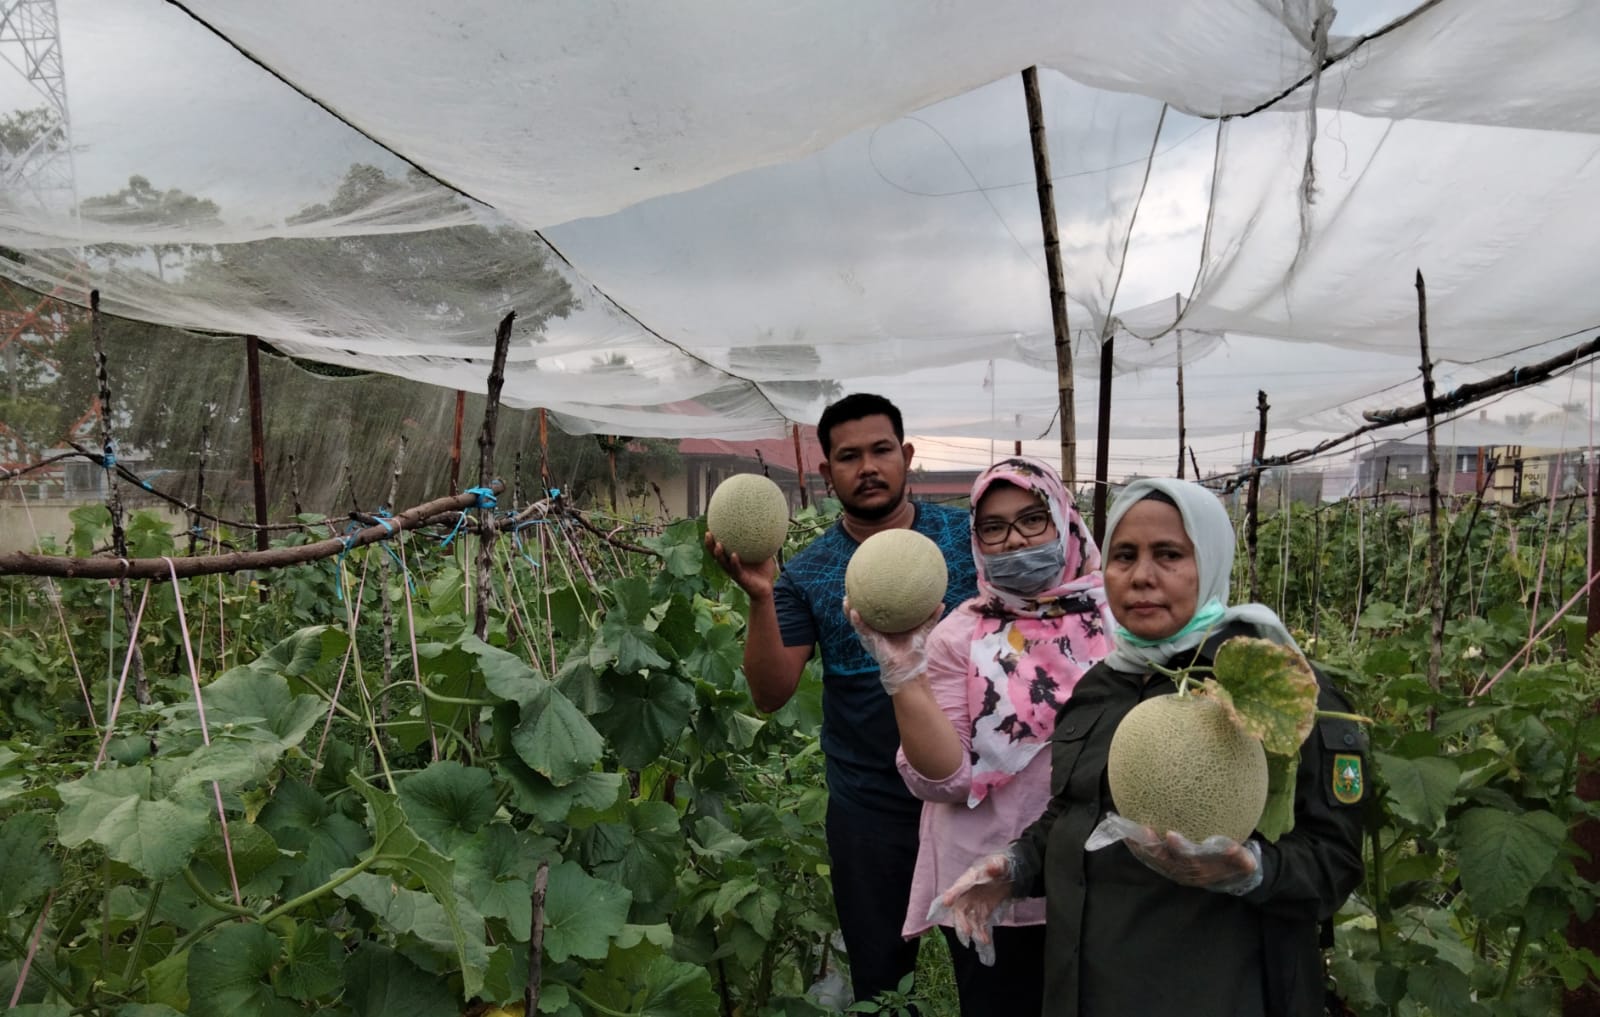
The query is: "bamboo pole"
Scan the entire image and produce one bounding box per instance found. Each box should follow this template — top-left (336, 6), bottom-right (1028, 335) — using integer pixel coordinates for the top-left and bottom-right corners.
top-left (186, 422), bottom-right (208, 558)
top-left (1093, 334), bottom-right (1113, 546)
top-left (791, 423), bottom-right (809, 510)
top-left (474, 311), bottom-right (516, 642)
top-left (1246, 390), bottom-right (1268, 604)
top-left (1175, 324), bottom-right (1187, 479)
top-left (450, 390), bottom-right (466, 494)
top-left (1021, 65), bottom-right (1076, 488)
top-left (244, 335), bottom-right (271, 604)
top-left (90, 291), bottom-right (147, 702)
top-left (1417, 271), bottom-right (1445, 692)
top-left (0, 485), bottom-right (500, 580)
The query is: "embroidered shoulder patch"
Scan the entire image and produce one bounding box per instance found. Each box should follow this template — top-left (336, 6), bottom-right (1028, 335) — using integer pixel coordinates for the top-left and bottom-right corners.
top-left (1331, 753), bottom-right (1364, 804)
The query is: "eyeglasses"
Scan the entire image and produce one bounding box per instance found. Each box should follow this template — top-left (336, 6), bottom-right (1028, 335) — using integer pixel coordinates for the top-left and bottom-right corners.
top-left (975, 509), bottom-right (1052, 546)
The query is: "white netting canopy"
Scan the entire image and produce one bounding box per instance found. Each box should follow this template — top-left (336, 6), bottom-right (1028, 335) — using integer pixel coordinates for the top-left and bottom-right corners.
top-left (2, 0), bottom-right (1598, 476)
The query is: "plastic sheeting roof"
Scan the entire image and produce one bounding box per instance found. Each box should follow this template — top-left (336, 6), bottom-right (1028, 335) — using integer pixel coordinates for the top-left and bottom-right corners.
top-left (2, 0), bottom-right (1599, 465)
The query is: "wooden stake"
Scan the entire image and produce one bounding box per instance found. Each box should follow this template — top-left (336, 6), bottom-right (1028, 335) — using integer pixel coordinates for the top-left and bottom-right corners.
top-left (1416, 271), bottom-right (1445, 692)
top-left (187, 422), bottom-right (208, 558)
top-left (791, 423), bottom-right (809, 510)
top-left (244, 335), bottom-right (271, 603)
top-left (449, 390), bottom-right (466, 495)
top-left (90, 292), bottom-right (147, 702)
top-left (524, 860), bottom-right (550, 1017)
top-left (1093, 334), bottom-right (1113, 546)
top-left (1175, 322), bottom-right (1188, 478)
top-left (380, 436), bottom-right (407, 725)
top-left (1246, 390), bottom-right (1269, 604)
top-left (538, 407), bottom-right (551, 496)
top-left (474, 311), bottom-right (516, 642)
top-left (1021, 66), bottom-right (1076, 487)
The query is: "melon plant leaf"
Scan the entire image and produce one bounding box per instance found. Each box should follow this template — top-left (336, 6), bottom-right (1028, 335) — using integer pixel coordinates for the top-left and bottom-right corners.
top-left (593, 616), bottom-right (671, 674)
top-left (553, 654), bottom-right (610, 714)
top-left (642, 519), bottom-right (706, 579)
top-left (143, 946), bottom-right (190, 1011)
top-left (1454, 807), bottom-right (1566, 917)
top-left (1256, 750), bottom-right (1299, 843)
top-left (578, 944), bottom-right (719, 1017)
top-left (115, 1006), bottom-right (185, 1017)
top-left (0, 812), bottom-right (60, 916)
top-left (684, 623), bottom-right (743, 691)
top-left (575, 800), bottom-right (682, 904)
top-left (1374, 752), bottom-right (1460, 832)
top-left (591, 669), bottom-right (695, 769)
top-left (1203, 638), bottom-right (1319, 755)
top-left (9, 1006), bottom-right (71, 1017)
top-left (56, 772), bottom-right (211, 881)
top-left (194, 665), bottom-right (325, 749)
top-left (477, 646), bottom-right (605, 787)
top-left (454, 824), bottom-right (557, 939)
top-left (615, 923), bottom-right (675, 949)
top-left (689, 816), bottom-right (752, 863)
top-left (195, 819), bottom-right (283, 899)
top-left (275, 921), bottom-right (342, 1002)
top-left (397, 761), bottom-right (497, 853)
top-left (511, 684), bottom-right (606, 787)
top-left (257, 779), bottom-right (370, 900)
top-left (348, 773), bottom-right (486, 999)
top-left (496, 758), bottom-right (625, 825)
top-left (654, 593), bottom-right (702, 657)
top-left (608, 575), bottom-right (657, 625)
top-left (342, 941), bottom-right (458, 1017)
top-left (542, 860), bottom-right (632, 963)
top-left (187, 921), bottom-right (296, 1017)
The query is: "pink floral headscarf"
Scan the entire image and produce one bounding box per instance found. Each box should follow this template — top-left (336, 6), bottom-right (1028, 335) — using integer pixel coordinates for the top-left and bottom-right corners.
top-left (956, 457), bottom-right (1114, 806)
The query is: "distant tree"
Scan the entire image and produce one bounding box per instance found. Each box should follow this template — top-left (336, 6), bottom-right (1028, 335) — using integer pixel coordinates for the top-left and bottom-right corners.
top-left (80, 174), bottom-right (222, 279)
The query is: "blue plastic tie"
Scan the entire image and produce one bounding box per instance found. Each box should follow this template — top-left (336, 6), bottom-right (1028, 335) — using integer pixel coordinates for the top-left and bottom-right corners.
top-left (511, 518), bottom-right (545, 570)
top-left (334, 527), bottom-right (361, 601)
top-left (372, 511), bottom-right (416, 590)
top-left (548, 487), bottom-right (562, 498)
top-left (440, 487), bottom-right (498, 548)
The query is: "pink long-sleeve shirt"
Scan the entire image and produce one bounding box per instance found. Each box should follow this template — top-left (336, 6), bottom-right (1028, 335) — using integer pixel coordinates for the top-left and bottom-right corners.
top-left (895, 607), bottom-right (1055, 937)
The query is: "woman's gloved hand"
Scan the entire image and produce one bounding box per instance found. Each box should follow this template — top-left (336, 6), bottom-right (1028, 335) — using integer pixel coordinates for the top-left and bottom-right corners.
top-left (844, 598), bottom-right (942, 695)
top-left (1122, 827), bottom-right (1264, 895)
top-left (929, 850), bottom-right (1019, 966)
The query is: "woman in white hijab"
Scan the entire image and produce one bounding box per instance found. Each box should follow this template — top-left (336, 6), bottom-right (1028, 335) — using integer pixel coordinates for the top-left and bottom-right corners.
top-left (937, 478), bottom-right (1368, 1017)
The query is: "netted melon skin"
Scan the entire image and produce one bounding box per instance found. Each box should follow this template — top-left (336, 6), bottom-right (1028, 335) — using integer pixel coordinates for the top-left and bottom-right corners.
top-left (706, 474), bottom-right (790, 563)
top-left (844, 529), bottom-right (948, 634)
top-left (1107, 694), bottom-right (1269, 844)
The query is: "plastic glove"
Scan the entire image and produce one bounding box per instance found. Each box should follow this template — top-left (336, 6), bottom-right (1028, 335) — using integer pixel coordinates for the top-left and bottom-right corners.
top-left (844, 598), bottom-right (942, 695)
top-left (928, 850), bottom-right (1018, 966)
top-left (1086, 813), bottom-right (1263, 895)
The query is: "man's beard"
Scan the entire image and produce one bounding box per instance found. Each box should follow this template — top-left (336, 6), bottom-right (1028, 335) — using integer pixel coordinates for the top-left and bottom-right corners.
top-left (843, 484), bottom-right (905, 521)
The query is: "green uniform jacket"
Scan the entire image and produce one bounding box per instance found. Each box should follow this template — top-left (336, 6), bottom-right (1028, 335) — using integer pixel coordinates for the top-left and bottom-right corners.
top-left (1010, 626), bottom-right (1368, 1017)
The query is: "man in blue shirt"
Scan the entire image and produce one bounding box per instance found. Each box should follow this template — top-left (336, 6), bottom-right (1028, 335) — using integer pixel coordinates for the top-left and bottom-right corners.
top-left (706, 393), bottom-right (978, 1009)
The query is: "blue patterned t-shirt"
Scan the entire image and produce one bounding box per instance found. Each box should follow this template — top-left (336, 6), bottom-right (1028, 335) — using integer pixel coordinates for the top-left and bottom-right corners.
top-left (773, 502), bottom-right (978, 817)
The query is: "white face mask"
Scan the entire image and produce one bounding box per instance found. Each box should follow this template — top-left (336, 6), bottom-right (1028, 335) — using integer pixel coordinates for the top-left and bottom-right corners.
top-left (983, 541), bottom-right (1065, 596)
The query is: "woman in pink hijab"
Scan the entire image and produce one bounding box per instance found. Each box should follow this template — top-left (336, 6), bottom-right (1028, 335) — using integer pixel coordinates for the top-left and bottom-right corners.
top-left (850, 456), bottom-right (1112, 1017)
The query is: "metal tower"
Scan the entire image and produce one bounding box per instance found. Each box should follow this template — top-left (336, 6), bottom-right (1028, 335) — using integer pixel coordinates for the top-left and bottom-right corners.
top-left (0, 0), bottom-right (76, 213)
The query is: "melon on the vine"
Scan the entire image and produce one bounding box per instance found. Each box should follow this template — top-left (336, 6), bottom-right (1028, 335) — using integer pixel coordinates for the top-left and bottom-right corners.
top-left (1107, 691), bottom-right (1270, 844)
top-left (706, 473), bottom-right (790, 563)
top-left (844, 529), bottom-right (948, 633)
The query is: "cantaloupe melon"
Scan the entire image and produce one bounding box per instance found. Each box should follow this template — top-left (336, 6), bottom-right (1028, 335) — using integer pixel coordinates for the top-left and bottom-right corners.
top-left (706, 473), bottom-right (790, 563)
top-left (844, 529), bottom-right (948, 634)
top-left (1107, 693), bottom-right (1269, 843)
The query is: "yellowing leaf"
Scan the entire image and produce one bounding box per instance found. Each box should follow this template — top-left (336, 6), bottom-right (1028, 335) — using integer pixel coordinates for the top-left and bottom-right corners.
top-left (1202, 637), bottom-right (1319, 756)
